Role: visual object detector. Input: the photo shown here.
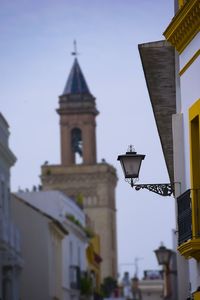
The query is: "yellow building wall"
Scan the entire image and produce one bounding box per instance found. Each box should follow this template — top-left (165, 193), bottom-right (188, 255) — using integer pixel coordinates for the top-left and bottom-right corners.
top-left (194, 291), bottom-right (200, 300)
top-left (86, 235), bottom-right (101, 290)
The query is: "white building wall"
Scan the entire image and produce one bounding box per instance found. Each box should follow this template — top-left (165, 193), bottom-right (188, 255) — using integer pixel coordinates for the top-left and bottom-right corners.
top-left (180, 33), bottom-right (200, 69)
top-left (189, 260), bottom-right (200, 292)
top-left (63, 233), bottom-right (86, 286)
top-left (172, 113), bottom-right (190, 300)
top-left (61, 198), bottom-right (87, 300)
top-left (15, 190), bottom-right (87, 300)
top-left (178, 32), bottom-right (200, 294)
top-left (11, 197), bottom-right (50, 300)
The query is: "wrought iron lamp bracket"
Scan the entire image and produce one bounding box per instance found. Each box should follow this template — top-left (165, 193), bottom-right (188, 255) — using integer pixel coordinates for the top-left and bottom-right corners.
top-left (129, 179), bottom-right (174, 196)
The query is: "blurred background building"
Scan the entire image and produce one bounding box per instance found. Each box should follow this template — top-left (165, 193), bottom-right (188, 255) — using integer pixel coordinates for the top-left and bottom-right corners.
top-left (41, 56), bottom-right (118, 281)
top-left (0, 113), bottom-right (23, 300)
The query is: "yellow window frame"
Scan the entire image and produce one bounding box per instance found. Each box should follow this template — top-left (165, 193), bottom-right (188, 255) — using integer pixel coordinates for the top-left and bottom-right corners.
top-left (189, 98), bottom-right (200, 238)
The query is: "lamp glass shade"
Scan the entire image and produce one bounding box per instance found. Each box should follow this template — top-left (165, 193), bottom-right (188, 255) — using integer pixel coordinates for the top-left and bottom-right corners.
top-left (154, 245), bottom-right (172, 266)
top-left (117, 152), bottom-right (145, 179)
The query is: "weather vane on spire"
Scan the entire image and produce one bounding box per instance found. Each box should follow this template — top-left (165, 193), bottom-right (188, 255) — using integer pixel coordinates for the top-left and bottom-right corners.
top-left (71, 40), bottom-right (79, 57)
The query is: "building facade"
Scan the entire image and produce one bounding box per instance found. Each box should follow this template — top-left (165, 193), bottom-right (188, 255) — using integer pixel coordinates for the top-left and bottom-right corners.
top-left (41, 57), bottom-right (118, 280)
top-left (138, 40), bottom-right (181, 300)
top-left (139, 0), bottom-right (200, 299)
top-left (12, 190), bottom-right (87, 300)
top-left (164, 0), bottom-right (200, 299)
top-left (0, 113), bottom-right (23, 300)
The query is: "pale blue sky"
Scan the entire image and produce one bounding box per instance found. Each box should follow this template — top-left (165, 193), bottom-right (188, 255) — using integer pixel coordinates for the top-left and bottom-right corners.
top-left (1, 0), bottom-right (176, 278)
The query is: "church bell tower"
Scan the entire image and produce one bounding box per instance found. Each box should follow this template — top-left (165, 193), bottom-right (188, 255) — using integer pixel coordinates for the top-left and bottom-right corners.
top-left (41, 55), bottom-right (118, 281)
top-left (57, 57), bottom-right (98, 166)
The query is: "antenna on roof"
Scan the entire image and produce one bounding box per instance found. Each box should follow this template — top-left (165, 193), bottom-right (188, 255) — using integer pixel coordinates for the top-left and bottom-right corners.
top-left (71, 40), bottom-right (79, 57)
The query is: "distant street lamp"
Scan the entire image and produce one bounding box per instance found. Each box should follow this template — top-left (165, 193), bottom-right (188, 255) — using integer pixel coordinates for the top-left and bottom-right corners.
top-left (154, 244), bottom-right (173, 299)
top-left (117, 145), bottom-right (174, 196)
top-left (154, 244), bottom-right (172, 266)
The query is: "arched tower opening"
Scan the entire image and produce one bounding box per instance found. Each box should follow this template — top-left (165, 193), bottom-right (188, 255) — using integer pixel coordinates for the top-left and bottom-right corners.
top-left (71, 127), bottom-right (83, 164)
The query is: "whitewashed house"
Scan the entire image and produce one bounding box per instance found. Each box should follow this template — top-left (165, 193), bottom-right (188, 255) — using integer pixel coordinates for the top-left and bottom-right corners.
top-left (163, 0), bottom-right (200, 299)
top-left (12, 190), bottom-right (87, 300)
top-left (0, 112), bottom-right (23, 300)
top-left (139, 0), bottom-right (200, 299)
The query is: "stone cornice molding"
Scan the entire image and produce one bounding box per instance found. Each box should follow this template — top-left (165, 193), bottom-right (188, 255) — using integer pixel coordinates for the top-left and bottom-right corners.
top-left (41, 163), bottom-right (117, 176)
top-left (41, 164), bottom-right (118, 186)
top-left (85, 204), bottom-right (116, 210)
top-left (60, 120), bottom-right (96, 127)
top-left (57, 106), bottom-right (99, 116)
top-left (42, 172), bottom-right (117, 187)
top-left (57, 97), bottom-right (99, 116)
top-left (62, 187), bottom-right (96, 198)
top-left (163, 0), bottom-right (200, 53)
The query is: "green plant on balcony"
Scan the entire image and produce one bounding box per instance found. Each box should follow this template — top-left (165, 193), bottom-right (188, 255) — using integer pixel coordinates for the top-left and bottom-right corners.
top-left (80, 272), bottom-right (93, 299)
top-left (66, 214), bottom-right (82, 227)
top-left (100, 276), bottom-right (117, 298)
top-left (66, 214), bottom-right (94, 239)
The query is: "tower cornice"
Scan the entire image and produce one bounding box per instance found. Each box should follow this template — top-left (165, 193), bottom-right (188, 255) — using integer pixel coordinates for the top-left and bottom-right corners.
top-left (57, 93), bottom-right (99, 116)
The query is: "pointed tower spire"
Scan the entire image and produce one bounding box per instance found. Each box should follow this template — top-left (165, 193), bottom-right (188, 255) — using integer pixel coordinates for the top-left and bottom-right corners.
top-left (62, 58), bottom-right (91, 95)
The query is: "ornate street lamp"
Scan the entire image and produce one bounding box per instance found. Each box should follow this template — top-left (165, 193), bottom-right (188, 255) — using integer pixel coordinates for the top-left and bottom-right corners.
top-left (117, 146), bottom-right (174, 196)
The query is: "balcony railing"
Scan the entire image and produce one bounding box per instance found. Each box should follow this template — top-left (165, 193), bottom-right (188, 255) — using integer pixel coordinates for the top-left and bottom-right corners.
top-left (177, 189), bottom-right (192, 245)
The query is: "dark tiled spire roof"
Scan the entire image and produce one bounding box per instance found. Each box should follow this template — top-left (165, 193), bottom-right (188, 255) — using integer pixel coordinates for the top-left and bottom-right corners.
top-left (62, 58), bottom-right (91, 95)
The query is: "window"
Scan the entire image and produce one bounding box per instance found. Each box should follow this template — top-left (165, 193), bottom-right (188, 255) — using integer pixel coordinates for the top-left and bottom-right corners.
top-left (2, 266), bottom-right (12, 300)
top-left (177, 189), bottom-right (192, 244)
top-left (69, 265), bottom-right (80, 289)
